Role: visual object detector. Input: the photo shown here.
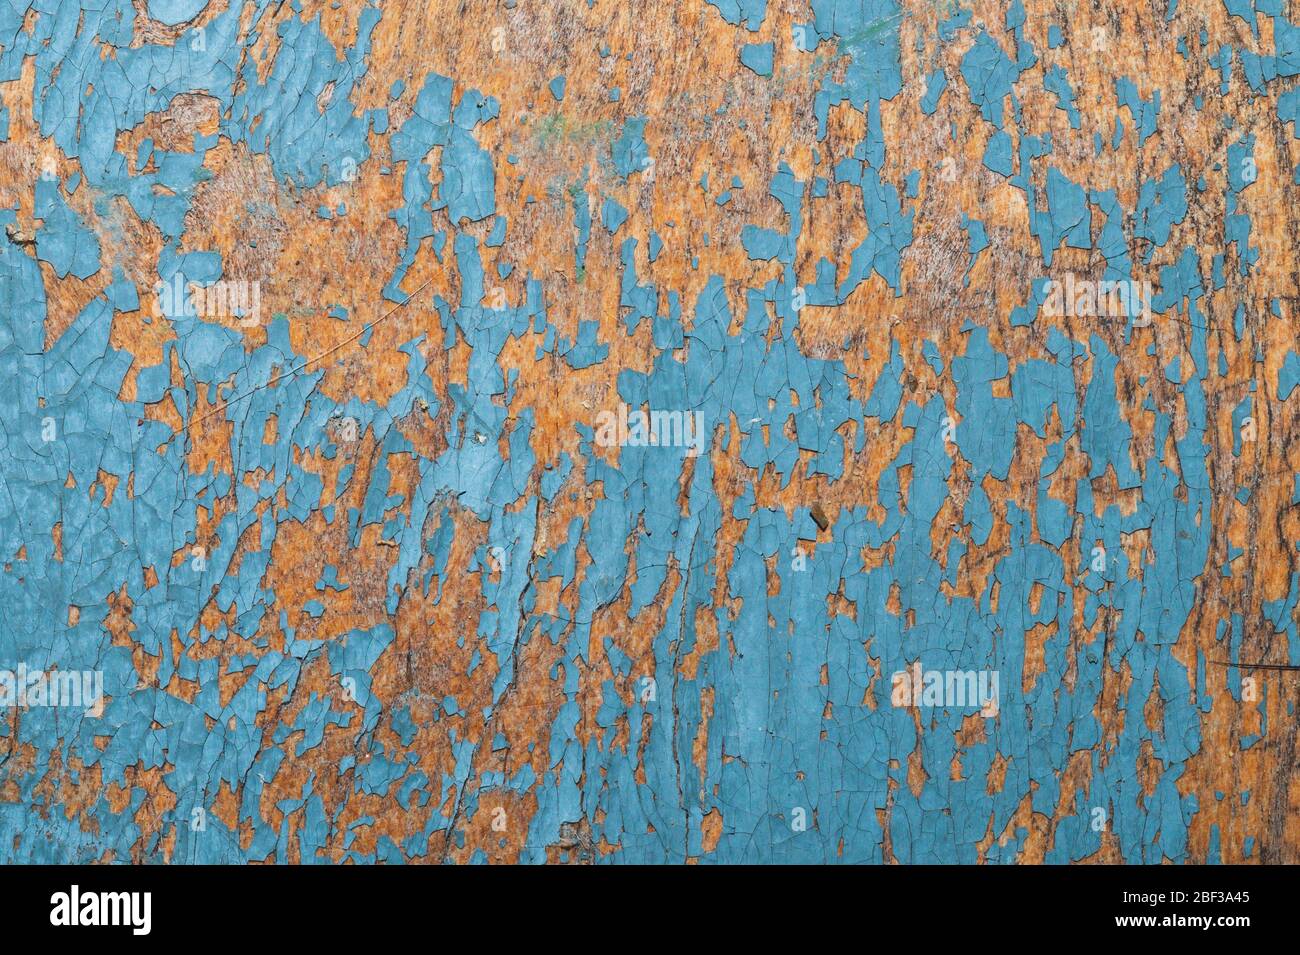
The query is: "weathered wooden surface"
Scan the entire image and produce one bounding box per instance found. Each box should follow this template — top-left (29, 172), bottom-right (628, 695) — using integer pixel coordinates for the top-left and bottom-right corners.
top-left (0, 0), bottom-right (1296, 863)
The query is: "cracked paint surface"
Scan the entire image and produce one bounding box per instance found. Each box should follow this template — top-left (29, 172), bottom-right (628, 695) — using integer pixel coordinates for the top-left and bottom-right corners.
top-left (0, 0), bottom-right (1298, 863)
